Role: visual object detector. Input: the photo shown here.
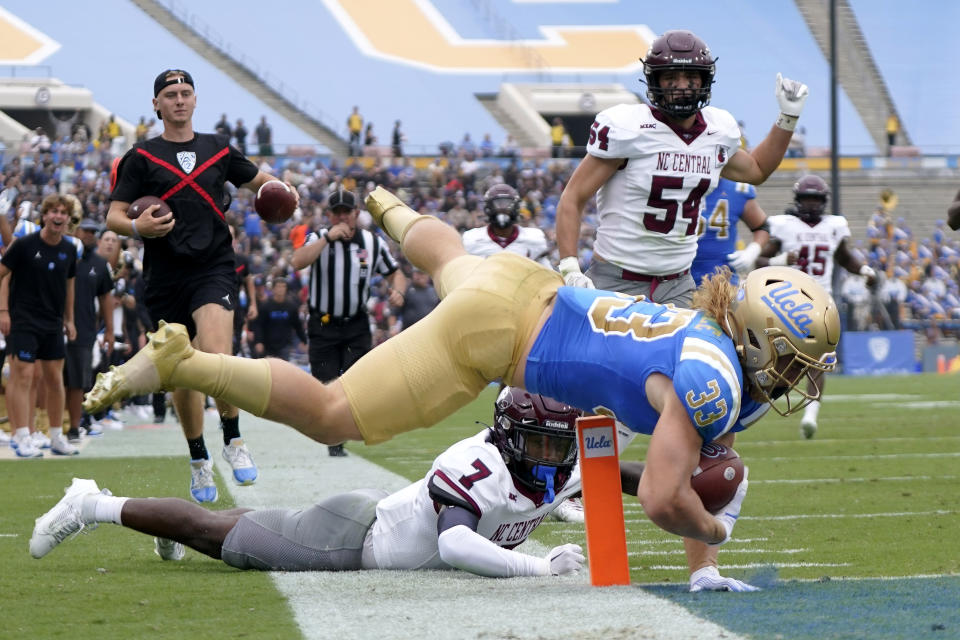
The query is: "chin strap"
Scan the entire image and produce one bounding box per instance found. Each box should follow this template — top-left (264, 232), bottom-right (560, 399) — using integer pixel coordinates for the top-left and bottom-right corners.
top-left (531, 465), bottom-right (557, 503)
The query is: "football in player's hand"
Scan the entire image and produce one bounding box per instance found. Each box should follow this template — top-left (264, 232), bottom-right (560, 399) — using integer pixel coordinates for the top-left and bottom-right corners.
top-left (255, 180), bottom-right (297, 224)
top-left (128, 196), bottom-right (172, 219)
top-left (691, 443), bottom-right (745, 513)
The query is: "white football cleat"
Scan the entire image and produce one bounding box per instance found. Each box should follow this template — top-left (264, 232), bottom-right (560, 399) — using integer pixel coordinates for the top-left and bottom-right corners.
top-left (30, 478), bottom-right (104, 558)
top-left (800, 418), bottom-right (817, 440)
top-left (154, 537), bottom-right (185, 561)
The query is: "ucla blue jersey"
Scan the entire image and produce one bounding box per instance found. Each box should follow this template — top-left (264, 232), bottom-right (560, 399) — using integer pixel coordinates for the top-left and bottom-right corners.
top-left (524, 287), bottom-right (769, 442)
top-left (691, 178), bottom-right (756, 285)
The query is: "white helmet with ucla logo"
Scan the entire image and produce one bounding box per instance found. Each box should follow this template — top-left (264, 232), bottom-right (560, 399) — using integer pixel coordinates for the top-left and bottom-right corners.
top-left (725, 266), bottom-right (840, 415)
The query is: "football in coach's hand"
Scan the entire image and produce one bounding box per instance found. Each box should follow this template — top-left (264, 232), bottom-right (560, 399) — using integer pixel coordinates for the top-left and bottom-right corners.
top-left (128, 196), bottom-right (172, 219)
top-left (691, 443), bottom-right (745, 513)
top-left (255, 180), bottom-right (297, 223)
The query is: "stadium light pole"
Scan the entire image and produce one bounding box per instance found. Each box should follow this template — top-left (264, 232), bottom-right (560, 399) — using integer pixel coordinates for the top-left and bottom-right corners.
top-left (829, 0), bottom-right (840, 216)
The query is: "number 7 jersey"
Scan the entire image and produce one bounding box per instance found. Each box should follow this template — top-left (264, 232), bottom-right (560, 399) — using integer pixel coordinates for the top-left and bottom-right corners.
top-left (587, 103), bottom-right (741, 275)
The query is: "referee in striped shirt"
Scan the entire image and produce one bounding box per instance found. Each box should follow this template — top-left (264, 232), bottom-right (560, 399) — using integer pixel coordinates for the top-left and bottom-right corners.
top-left (291, 187), bottom-right (406, 456)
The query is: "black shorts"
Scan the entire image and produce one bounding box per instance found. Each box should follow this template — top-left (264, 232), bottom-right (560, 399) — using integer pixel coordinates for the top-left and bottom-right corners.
top-left (7, 329), bottom-right (65, 362)
top-left (145, 266), bottom-right (235, 339)
top-left (63, 342), bottom-right (94, 390)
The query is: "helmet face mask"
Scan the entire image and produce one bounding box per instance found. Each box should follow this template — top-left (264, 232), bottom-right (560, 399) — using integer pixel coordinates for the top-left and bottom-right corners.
top-left (726, 267), bottom-right (841, 416)
top-left (491, 387), bottom-right (580, 502)
top-left (792, 175), bottom-right (829, 224)
top-left (483, 184), bottom-right (520, 230)
top-left (642, 30), bottom-right (716, 119)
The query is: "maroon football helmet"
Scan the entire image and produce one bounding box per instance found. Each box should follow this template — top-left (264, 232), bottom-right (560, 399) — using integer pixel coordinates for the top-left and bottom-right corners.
top-left (792, 174), bottom-right (829, 223)
top-left (491, 387), bottom-right (580, 502)
top-left (483, 184), bottom-right (520, 229)
top-left (642, 30), bottom-right (716, 119)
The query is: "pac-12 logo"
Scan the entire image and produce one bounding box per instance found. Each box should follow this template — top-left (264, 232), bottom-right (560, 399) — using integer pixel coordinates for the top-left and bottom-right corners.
top-left (582, 426), bottom-right (615, 459)
top-left (760, 281), bottom-right (813, 337)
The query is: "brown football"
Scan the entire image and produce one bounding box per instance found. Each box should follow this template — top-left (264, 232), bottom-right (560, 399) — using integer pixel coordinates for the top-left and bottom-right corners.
top-left (691, 443), bottom-right (745, 513)
top-left (128, 196), bottom-right (172, 220)
top-left (254, 180), bottom-right (297, 224)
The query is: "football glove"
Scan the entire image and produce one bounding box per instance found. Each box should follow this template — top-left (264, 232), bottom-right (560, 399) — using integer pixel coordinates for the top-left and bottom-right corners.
top-left (710, 467), bottom-right (749, 546)
top-left (776, 73), bottom-right (809, 117)
top-left (546, 543), bottom-right (585, 575)
top-left (727, 242), bottom-right (762, 272)
top-left (558, 256), bottom-right (595, 289)
top-left (689, 566), bottom-right (760, 593)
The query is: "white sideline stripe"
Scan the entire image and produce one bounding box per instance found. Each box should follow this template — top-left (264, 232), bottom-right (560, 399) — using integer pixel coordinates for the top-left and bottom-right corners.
top-left (616, 509), bottom-right (955, 525)
top-left (825, 394), bottom-right (920, 402)
top-left (0, 533), bottom-right (18, 537)
top-left (756, 475), bottom-right (957, 484)
top-left (214, 414), bottom-right (748, 640)
top-left (646, 562), bottom-right (852, 570)
top-left (631, 548), bottom-right (808, 557)
top-left (744, 435), bottom-right (960, 446)
top-left (765, 452), bottom-right (960, 462)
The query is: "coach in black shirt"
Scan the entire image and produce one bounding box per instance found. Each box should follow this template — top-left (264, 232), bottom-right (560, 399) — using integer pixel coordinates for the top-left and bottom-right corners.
top-left (107, 69), bottom-right (296, 501)
top-left (291, 187), bottom-right (406, 456)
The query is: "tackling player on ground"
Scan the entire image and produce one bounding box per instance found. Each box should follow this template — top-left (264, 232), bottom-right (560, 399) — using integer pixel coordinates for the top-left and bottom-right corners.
top-left (757, 174), bottom-right (875, 439)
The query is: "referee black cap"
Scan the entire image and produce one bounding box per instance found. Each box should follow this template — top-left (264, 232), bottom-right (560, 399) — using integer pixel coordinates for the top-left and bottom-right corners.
top-left (327, 188), bottom-right (357, 211)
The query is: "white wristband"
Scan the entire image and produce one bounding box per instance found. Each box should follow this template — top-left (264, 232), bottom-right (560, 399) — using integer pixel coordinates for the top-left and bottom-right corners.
top-left (130, 219), bottom-right (141, 240)
top-left (769, 253), bottom-right (789, 266)
top-left (558, 256), bottom-right (581, 278)
top-left (776, 113), bottom-right (799, 132)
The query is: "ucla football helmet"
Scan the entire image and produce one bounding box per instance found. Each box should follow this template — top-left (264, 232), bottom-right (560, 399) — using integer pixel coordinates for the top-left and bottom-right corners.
top-left (491, 387), bottom-right (580, 503)
top-left (642, 30), bottom-right (716, 119)
top-left (725, 266), bottom-right (840, 415)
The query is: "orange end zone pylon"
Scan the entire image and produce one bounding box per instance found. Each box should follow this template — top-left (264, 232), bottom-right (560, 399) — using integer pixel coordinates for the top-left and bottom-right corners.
top-left (576, 415), bottom-right (630, 586)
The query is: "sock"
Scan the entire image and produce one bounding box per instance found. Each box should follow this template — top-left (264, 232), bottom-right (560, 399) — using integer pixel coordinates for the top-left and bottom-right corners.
top-left (170, 352), bottom-right (271, 417)
top-left (49, 427), bottom-right (63, 439)
top-left (84, 494), bottom-right (128, 525)
top-left (15, 426), bottom-right (29, 439)
top-left (804, 400), bottom-right (821, 422)
top-left (221, 415), bottom-right (240, 445)
top-left (365, 187), bottom-right (432, 243)
top-left (187, 436), bottom-right (209, 461)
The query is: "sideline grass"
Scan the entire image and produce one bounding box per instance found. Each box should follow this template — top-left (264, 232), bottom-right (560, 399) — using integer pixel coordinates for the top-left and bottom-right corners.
top-left (0, 457), bottom-right (302, 640)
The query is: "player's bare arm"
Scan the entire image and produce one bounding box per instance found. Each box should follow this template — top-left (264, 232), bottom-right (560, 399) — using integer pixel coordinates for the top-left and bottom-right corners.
top-left (555, 154), bottom-right (621, 259)
top-left (835, 238), bottom-right (876, 286)
top-left (722, 74), bottom-right (809, 184)
top-left (638, 373), bottom-right (728, 544)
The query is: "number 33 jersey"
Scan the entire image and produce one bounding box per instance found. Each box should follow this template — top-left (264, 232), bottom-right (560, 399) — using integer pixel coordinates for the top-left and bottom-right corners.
top-left (768, 213), bottom-right (851, 294)
top-left (524, 287), bottom-right (769, 442)
top-left (587, 103), bottom-right (741, 275)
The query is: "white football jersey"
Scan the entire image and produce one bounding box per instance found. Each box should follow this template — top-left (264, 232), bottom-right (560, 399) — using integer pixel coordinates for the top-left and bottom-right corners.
top-left (587, 104), bottom-right (741, 275)
top-left (462, 224), bottom-right (552, 267)
top-left (768, 214), bottom-right (851, 294)
top-left (370, 430), bottom-right (581, 570)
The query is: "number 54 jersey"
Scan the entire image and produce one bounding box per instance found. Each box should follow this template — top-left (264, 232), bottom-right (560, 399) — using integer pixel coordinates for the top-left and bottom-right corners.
top-left (524, 287), bottom-right (769, 442)
top-left (587, 103), bottom-right (741, 275)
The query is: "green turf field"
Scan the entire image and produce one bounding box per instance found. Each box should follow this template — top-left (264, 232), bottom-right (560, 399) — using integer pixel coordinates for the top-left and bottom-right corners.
top-left (1, 373), bottom-right (958, 639)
